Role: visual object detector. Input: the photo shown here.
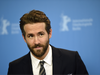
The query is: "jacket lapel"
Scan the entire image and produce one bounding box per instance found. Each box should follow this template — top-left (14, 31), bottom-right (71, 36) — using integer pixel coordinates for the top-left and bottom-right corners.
top-left (22, 52), bottom-right (33, 75)
top-left (52, 46), bottom-right (63, 74)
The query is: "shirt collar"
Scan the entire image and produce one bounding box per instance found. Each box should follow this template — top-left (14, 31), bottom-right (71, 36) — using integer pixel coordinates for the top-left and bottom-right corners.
top-left (30, 45), bottom-right (52, 68)
top-left (44, 45), bottom-right (52, 66)
top-left (30, 52), bottom-right (40, 68)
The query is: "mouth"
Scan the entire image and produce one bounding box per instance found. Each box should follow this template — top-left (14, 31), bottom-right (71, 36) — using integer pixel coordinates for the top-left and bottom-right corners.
top-left (34, 46), bottom-right (42, 50)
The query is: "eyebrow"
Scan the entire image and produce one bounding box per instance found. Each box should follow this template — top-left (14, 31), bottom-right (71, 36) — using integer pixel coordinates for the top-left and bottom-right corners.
top-left (27, 33), bottom-right (34, 36)
top-left (38, 31), bottom-right (45, 34)
top-left (27, 31), bottom-right (45, 35)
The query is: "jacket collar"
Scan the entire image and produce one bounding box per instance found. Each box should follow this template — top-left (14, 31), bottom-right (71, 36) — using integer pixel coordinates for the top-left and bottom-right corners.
top-left (51, 45), bottom-right (63, 74)
top-left (22, 52), bottom-right (33, 74)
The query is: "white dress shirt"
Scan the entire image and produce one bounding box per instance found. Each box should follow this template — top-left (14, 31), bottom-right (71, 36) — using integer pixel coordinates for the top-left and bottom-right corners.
top-left (30, 45), bottom-right (52, 75)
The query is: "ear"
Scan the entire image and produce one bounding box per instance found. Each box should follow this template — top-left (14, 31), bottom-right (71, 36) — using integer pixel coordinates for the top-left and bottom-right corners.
top-left (49, 29), bottom-right (52, 39)
top-left (22, 34), bottom-right (26, 42)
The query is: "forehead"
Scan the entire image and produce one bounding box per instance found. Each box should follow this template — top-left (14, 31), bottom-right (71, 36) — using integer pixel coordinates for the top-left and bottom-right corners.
top-left (24, 22), bottom-right (46, 33)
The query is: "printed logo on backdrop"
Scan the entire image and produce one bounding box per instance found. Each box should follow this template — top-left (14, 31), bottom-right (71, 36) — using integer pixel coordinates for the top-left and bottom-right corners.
top-left (60, 13), bottom-right (93, 31)
top-left (0, 17), bottom-right (20, 35)
top-left (60, 13), bottom-right (71, 31)
top-left (0, 17), bottom-right (10, 35)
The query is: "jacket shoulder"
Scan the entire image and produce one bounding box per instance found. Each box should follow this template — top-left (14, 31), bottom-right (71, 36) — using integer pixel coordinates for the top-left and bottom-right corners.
top-left (52, 45), bottom-right (77, 57)
top-left (51, 45), bottom-right (88, 74)
top-left (9, 52), bottom-right (30, 65)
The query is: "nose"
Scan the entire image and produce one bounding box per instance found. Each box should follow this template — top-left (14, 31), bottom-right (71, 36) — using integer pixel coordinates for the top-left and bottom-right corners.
top-left (34, 36), bottom-right (40, 44)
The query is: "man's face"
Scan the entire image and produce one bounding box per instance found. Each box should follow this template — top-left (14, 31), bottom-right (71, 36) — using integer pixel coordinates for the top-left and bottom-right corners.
top-left (23, 22), bottom-right (52, 58)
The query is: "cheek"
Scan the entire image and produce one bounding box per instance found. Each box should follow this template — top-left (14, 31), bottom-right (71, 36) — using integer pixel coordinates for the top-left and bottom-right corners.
top-left (26, 39), bottom-right (34, 46)
top-left (41, 37), bottom-right (49, 44)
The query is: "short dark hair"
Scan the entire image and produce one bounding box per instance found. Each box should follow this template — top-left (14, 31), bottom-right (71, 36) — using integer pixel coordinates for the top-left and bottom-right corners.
top-left (19, 10), bottom-right (51, 37)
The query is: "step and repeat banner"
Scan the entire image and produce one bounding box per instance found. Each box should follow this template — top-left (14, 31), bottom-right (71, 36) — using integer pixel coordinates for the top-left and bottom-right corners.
top-left (0, 0), bottom-right (100, 75)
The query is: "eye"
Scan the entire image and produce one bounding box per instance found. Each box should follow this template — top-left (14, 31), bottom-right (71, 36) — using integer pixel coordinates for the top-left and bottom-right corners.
top-left (40, 33), bottom-right (43, 36)
top-left (38, 32), bottom-right (44, 37)
top-left (29, 35), bottom-right (33, 38)
top-left (28, 34), bottom-right (34, 38)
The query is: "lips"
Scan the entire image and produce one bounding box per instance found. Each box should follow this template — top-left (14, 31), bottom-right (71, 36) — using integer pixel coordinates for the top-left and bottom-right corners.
top-left (34, 46), bottom-right (42, 50)
top-left (32, 44), bottom-right (44, 50)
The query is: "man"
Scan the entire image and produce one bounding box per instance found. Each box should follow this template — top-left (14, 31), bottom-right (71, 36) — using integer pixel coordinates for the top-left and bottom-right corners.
top-left (8, 10), bottom-right (88, 75)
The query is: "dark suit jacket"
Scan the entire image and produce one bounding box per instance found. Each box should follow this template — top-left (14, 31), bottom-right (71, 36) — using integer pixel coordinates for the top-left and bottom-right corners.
top-left (8, 45), bottom-right (88, 75)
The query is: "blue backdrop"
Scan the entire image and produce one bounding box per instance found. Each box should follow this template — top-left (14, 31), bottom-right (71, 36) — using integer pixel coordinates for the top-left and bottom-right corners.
top-left (0, 0), bottom-right (100, 75)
